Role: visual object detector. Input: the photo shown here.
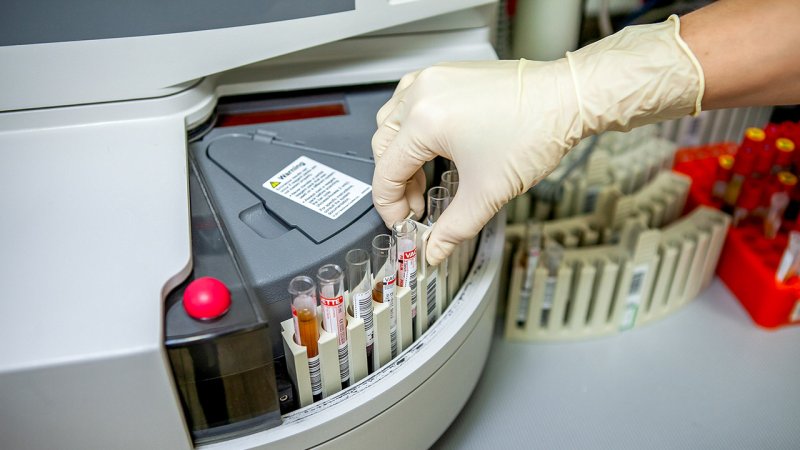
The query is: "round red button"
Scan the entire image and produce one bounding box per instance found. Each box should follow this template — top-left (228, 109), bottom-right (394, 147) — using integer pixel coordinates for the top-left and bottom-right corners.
top-left (183, 277), bottom-right (231, 320)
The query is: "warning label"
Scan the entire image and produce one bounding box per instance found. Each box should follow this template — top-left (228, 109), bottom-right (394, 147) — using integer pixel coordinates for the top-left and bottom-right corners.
top-left (263, 156), bottom-right (372, 220)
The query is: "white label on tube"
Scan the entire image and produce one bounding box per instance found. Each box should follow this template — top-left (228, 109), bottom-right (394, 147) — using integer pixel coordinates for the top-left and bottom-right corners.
top-left (353, 290), bottom-right (374, 345)
top-left (291, 305), bottom-right (301, 345)
top-left (263, 155), bottom-right (371, 220)
top-left (620, 264), bottom-right (649, 331)
top-left (321, 295), bottom-right (348, 346)
top-left (399, 245), bottom-right (418, 317)
top-left (321, 294), bottom-right (349, 383)
top-left (383, 274), bottom-right (397, 357)
top-left (308, 355), bottom-right (322, 395)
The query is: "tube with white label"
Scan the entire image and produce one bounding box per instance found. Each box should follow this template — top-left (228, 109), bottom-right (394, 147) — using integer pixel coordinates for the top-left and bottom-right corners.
top-left (289, 276), bottom-right (323, 402)
top-left (317, 264), bottom-right (350, 389)
top-left (393, 220), bottom-right (419, 339)
top-left (346, 249), bottom-right (375, 374)
top-left (372, 234), bottom-right (398, 357)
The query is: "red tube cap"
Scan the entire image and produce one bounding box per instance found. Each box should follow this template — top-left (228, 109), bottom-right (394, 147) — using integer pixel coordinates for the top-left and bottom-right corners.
top-left (183, 277), bottom-right (231, 320)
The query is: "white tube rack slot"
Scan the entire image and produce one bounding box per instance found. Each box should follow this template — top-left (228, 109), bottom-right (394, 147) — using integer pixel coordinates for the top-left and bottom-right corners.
top-left (504, 206), bottom-right (730, 341)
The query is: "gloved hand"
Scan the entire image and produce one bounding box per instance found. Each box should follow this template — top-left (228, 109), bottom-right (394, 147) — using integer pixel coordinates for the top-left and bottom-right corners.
top-left (372, 15), bottom-right (704, 266)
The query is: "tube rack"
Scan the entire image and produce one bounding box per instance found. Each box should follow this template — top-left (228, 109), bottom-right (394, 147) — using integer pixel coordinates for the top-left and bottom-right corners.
top-left (504, 206), bottom-right (730, 341)
top-left (281, 217), bottom-right (461, 407)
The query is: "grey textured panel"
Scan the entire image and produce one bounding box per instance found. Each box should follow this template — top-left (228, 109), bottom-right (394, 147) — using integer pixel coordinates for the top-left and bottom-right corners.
top-left (190, 87), bottom-right (393, 360)
top-left (1, 0), bottom-right (355, 46)
top-left (436, 279), bottom-right (800, 449)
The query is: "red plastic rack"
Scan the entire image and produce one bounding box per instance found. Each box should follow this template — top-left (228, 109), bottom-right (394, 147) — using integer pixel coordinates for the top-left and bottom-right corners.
top-left (674, 145), bottom-right (800, 330)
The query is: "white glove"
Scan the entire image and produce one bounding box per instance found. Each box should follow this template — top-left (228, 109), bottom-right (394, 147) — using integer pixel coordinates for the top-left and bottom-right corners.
top-left (372, 15), bottom-right (704, 266)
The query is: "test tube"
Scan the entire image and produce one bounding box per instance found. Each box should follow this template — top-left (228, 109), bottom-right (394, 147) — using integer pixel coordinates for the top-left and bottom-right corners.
top-left (711, 155), bottom-right (734, 200)
top-left (372, 234), bottom-right (398, 357)
top-left (317, 264), bottom-right (349, 389)
top-left (723, 128), bottom-right (763, 211)
top-left (516, 221), bottom-right (542, 328)
top-left (539, 240), bottom-right (564, 327)
top-left (764, 192), bottom-right (790, 239)
top-left (441, 170), bottom-right (459, 197)
top-left (442, 170), bottom-right (471, 281)
top-left (426, 186), bottom-right (450, 226)
top-left (346, 249), bottom-right (375, 374)
top-left (732, 178), bottom-right (764, 227)
top-left (289, 276), bottom-right (323, 402)
top-left (393, 219), bottom-right (419, 339)
top-left (772, 138), bottom-right (795, 174)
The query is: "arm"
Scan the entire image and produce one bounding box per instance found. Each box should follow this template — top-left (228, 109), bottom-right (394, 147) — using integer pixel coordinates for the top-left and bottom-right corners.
top-left (681, 0), bottom-right (800, 109)
top-left (372, 0), bottom-right (800, 266)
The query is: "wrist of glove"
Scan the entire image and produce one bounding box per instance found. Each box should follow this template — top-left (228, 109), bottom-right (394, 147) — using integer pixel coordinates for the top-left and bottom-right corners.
top-left (371, 15), bottom-right (704, 267)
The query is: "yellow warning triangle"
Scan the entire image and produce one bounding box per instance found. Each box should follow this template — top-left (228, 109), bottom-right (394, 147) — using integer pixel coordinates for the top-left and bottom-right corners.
top-left (270, 181), bottom-right (280, 188)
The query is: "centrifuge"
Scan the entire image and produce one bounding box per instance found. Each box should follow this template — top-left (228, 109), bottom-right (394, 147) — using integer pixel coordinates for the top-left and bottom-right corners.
top-left (0, 1), bottom-right (503, 449)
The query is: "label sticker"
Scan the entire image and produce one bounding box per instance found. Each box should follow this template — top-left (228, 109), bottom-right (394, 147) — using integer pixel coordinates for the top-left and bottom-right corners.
top-left (263, 156), bottom-right (371, 220)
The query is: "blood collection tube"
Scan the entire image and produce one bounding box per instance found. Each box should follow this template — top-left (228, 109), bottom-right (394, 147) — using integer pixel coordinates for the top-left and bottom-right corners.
top-left (289, 276), bottom-right (323, 402)
top-left (711, 154), bottom-right (735, 200)
top-left (426, 186), bottom-right (450, 226)
top-left (346, 249), bottom-right (375, 374)
top-left (516, 221), bottom-right (542, 328)
top-left (732, 178), bottom-right (764, 227)
top-left (772, 138), bottom-right (795, 174)
top-left (722, 128), bottom-right (762, 211)
top-left (393, 219), bottom-right (419, 339)
top-left (539, 239), bottom-right (564, 327)
top-left (764, 192), bottom-right (790, 239)
top-left (372, 234), bottom-right (398, 357)
top-left (317, 264), bottom-right (349, 389)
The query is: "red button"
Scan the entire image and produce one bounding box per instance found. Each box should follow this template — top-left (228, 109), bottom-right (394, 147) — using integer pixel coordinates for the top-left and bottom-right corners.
top-left (183, 277), bottom-right (231, 320)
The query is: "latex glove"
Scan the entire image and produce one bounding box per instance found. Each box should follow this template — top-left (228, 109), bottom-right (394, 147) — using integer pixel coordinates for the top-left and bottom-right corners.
top-left (372, 15), bottom-right (704, 266)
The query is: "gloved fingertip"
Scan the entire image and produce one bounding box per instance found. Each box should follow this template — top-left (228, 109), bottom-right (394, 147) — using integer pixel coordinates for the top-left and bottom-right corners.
top-left (426, 237), bottom-right (454, 267)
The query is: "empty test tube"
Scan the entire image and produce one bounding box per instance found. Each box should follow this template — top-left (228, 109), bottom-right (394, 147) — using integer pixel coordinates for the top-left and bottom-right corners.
top-left (393, 220), bottom-right (419, 339)
top-left (346, 249), bottom-right (375, 374)
top-left (289, 276), bottom-right (323, 402)
top-left (372, 234), bottom-right (398, 357)
top-left (317, 264), bottom-right (350, 389)
top-left (426, 186), bottom-right (450, 226)
top-left (442, 170), bottom-right (471, 282)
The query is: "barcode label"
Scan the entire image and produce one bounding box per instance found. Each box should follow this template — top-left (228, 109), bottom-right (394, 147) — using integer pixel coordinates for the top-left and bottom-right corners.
top-left (337, 343), bottom-right (349, 384)
top-left (539, 276), bottom-right (557, 327)
top-left (308, 355), bottom-right (322, 395)
top-left (390, 327), bottom-right (398, 358)
top-left (383, 275), bottom-right (398, 358)
top-left (409, 273), bottom-right (418, 319)
top-left (629, 268), bottom-right (646, 297)
top-left (427, 275), bottom-right (437, 326)
top-left (542, 276), bottom-right (556, 309)
top-left (353, 290), bottom-right (374, 345)
top-left (620, 264), bottom-right (648, 331)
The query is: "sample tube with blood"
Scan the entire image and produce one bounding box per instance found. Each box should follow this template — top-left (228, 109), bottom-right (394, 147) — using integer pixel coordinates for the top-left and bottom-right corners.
top-left (289, 276), bottom-right (323, 402)
top-left (723, 128), bottom-right (764, 212)
top-left (732, 178), bottom-right (764, 227)
top-left (317, 264), bottom-right (350, 389)
top-left (346, 249), bottom-right (375, 374)
top-left (711, 154), bottom-right (735, 200)
top-left (772, 137), bottom-right (795, 174)
top-left (393, 219), bottom-right (419, 339)
top-left (372, 234), bottom-right (398, 357)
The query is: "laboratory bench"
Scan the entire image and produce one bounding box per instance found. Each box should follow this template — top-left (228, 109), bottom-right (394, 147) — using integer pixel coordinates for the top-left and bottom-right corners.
top-left (435, 278), bottom-right (800, 449)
